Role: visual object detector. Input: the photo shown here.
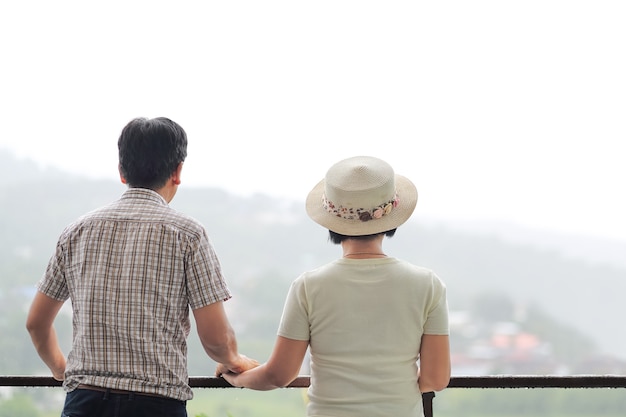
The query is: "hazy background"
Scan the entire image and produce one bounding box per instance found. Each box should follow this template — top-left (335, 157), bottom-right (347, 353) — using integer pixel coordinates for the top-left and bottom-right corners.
top-left (1, 3), bottom-right (626, 414)
top-left (1, 0), bottom-right (625, 244)
top-left (2, 151), bottom-right (626, 416)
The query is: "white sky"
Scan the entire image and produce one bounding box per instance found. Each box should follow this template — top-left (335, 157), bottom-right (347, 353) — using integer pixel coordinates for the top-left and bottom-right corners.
top-left (1, 1), bottom-right (625, 242)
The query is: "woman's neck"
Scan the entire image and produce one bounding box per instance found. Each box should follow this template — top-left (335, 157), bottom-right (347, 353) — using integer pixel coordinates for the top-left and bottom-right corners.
top-left (341, 236), bottom-right (386, 259)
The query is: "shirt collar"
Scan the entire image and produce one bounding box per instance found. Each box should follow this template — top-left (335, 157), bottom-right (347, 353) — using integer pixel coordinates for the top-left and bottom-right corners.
top-left (120, 187), bottom-right (168, 206)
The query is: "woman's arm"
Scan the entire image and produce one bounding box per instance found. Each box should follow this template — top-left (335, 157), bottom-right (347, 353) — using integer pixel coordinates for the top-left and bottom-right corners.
top-left (418, 334), bottom-right (451, 392)
top-left (219, 336), bottom-right (309, 391)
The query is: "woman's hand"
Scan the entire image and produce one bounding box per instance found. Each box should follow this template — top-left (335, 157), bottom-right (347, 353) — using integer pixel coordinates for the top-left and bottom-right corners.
top-left (220, 371), bottom-right (244, 387)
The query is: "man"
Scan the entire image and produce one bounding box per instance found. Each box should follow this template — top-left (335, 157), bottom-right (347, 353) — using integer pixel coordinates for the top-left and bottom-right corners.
top-left (26, 117), bottom-right (257, 416)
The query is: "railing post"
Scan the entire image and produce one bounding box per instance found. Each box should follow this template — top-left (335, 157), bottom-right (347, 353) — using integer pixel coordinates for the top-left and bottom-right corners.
top-left (422, 391), bottom-right (435, 417)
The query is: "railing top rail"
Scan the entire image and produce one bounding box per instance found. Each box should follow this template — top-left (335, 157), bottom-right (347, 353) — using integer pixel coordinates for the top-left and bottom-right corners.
top-left (448, 375), bottom-right (626, 389)
top-left (2, 375), bottom-right (626, 389)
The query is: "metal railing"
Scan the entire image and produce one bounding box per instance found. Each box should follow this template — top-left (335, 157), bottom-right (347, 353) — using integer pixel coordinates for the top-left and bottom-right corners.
top-left (3, 375), bottom-right (626, 417)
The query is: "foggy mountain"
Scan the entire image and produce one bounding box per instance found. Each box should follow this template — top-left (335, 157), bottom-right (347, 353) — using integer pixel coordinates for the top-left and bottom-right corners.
top-left (2, 149), bottom-right (625, 366)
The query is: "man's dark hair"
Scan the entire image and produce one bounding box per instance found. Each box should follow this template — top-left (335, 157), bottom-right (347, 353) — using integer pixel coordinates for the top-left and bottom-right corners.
top-left (118, 117), bottom-right (188, 189)
top-left (328, 229), bottom-right (396, 245)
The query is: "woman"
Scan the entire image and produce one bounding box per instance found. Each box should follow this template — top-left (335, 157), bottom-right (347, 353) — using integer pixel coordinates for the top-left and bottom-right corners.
top-left (218, 156), bottom-right (450, 417)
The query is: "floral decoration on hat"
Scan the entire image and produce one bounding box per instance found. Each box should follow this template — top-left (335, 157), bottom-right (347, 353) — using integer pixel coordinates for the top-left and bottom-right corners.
top-left (322, 193), bottom-right (400, 222)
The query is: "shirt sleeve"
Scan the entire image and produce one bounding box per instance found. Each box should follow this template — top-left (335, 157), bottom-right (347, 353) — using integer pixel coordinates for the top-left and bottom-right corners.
top-left (37, 238), bottom-right (70, 301)
top-left (423, 276), bottom-right (449, 335)
top-left (186, 231), bottom-right (232, 309)
top-left (277, 275), bottom-right (311, 341)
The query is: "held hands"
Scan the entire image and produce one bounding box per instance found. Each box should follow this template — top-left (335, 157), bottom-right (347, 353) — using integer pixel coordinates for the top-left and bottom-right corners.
top-left (220, 369), bottom-right (244, 387)
top-left (232, 354), bottom-right (259, 374)
top-left (215, 354), bottom-right (259, 382)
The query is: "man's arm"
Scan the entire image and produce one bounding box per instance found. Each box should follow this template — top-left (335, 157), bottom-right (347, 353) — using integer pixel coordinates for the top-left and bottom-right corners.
top-left (25, 291), bottom-right (67, 381)
top-left (218, 336), bottom-right (309, 390)
top-left (418, 334), bottom-right (451, 392)
top-left (193, 301), bottom-right (258, 373)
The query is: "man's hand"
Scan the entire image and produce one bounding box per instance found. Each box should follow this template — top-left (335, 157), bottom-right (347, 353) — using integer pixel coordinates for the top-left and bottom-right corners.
top-left (215, 354), bottom-right (259, 377)
top-left (52, 365), bottom-right (66, 382)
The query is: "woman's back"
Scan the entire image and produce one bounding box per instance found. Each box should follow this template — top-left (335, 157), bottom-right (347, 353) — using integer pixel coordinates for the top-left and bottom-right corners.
top-left (278, 257), bottom-right (448, 417)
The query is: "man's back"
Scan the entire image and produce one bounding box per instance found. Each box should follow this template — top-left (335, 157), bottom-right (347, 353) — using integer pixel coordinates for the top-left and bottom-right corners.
top-left (38, 188), bottom-right (230, 400)
top-left (27, 117), bottom-right (258, 417)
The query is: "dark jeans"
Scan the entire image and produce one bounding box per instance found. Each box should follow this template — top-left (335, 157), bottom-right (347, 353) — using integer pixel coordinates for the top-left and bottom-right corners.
top-left (61, 388), bottom-right (188, 417)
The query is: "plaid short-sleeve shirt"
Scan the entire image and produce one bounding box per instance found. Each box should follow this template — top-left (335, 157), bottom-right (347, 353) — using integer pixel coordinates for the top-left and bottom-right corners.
top-left (38, 188), bottom-right (231, 401)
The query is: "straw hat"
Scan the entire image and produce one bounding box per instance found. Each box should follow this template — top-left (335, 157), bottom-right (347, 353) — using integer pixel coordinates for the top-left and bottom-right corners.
top-left (305, 156), bottom-right (417, 236)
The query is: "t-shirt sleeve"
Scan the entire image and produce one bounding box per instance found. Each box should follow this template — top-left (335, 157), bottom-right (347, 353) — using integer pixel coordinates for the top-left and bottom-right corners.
top-left (277, 276), bottom-right (311, 341)
top-left (423, 276), bottom-right (449, 335)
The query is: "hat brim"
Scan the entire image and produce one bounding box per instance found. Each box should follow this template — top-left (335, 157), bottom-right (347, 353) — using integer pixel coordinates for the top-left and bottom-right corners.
top-left (305, 174), bottom-right (418, 236)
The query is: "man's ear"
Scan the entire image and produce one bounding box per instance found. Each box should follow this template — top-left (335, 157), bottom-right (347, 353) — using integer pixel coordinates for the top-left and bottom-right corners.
top-left (118, 164), bottom-right (127, 184)
top-left (172, 162), bottom-right (183, 185)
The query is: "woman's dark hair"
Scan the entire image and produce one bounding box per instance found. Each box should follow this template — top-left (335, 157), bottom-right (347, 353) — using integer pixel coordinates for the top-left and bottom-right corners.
top-left (118, 117), bottom-right (188, 189)
top-left (328, 229), bottom-right (396, 245)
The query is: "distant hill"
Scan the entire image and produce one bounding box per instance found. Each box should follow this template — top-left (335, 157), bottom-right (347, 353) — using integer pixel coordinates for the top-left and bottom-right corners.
top-left (436, 217), bottom-right (626, 271)
top-left (2, 149), bottom-right (625, 365)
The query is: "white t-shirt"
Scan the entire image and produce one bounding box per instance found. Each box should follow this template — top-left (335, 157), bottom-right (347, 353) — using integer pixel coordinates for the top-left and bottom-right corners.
top-left (278, 257), bottom-right (449, 417)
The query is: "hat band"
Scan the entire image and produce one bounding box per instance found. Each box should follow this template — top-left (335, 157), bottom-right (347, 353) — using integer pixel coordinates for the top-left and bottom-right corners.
top-left (321, 192), bottom-right (399, 222)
